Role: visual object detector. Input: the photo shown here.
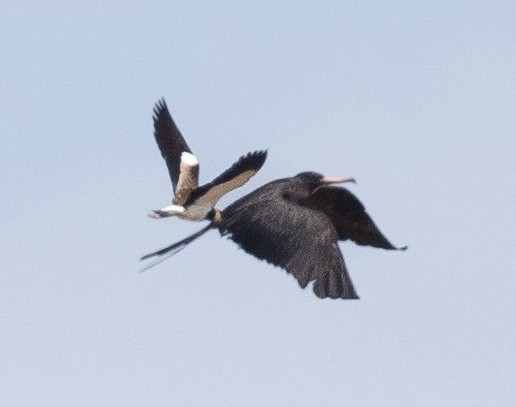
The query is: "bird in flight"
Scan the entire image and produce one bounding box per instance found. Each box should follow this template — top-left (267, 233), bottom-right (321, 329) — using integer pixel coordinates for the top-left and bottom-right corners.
top-left (148, 98), bottom-right (267, 221)
top-left (142, 171), bottom-right (407, 299)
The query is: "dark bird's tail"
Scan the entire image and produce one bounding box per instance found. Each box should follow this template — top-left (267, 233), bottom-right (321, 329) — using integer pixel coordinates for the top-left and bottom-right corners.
top-left (140, 224), bottom-right (214, 272)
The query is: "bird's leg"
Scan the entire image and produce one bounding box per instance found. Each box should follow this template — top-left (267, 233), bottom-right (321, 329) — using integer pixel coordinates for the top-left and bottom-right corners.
top-left (148, 204), bottom-right (185, 219)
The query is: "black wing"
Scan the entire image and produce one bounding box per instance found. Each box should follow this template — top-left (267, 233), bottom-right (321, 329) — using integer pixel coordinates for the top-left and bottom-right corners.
top-left (187, 150), bottom-right (267, 207)
top-left (307, 186), bottom-right (406, 250)
top-left (220, 188), bottom-right (359, 299)
top-left (153, 98), bottom-right (194, 191)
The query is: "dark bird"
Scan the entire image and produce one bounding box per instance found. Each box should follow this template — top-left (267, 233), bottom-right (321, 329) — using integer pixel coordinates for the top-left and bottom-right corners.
top-left (141, 171), bottom-right (407, 299)
top-left (149, 98), bottom-right (267, 221)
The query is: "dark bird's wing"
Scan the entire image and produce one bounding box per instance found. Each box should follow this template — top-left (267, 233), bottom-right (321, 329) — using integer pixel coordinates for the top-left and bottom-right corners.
top-left (220, 192), bottom-right (358, 299)
top-left (187, 150), bottom-right (267, 208)
top-left (307, 186), bottom-right (407, 250)
top-left (153, 99), bottom-right (199, 204)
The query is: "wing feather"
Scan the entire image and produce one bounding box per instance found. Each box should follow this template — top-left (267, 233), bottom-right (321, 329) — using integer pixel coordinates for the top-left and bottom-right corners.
top-left (187, 150), bottom-right (267, 208)
top-left (153, 99), bottom-right (196, 195)
top-left (307, 186), bottom-right (406, 250)
top-left (220, 187), bottom-right (358, 299)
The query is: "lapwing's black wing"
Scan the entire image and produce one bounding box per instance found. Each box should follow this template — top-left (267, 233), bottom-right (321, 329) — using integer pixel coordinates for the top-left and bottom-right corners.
top-left (187, 150), bottom-right (267, 208)
top-left (220, 183), bottom-right (359, 299)
top-left (153, 99), bottom-right (198, 201)
top-left (307, 186), bottom-right (407, 250)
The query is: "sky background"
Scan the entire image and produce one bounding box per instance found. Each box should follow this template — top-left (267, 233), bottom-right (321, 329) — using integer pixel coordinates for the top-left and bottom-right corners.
top-left (2, 1), bottom-right (515, 406)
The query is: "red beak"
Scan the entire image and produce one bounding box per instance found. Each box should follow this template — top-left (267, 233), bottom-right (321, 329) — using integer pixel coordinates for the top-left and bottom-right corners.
top-left (320, 176), bottom-right (356, 185)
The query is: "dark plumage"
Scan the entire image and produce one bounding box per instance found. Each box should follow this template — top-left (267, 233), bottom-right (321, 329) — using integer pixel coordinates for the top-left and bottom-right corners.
top-left (149, 98), bottom-right (267, 220)
top-left (142, 171), bottom-right (406, 300)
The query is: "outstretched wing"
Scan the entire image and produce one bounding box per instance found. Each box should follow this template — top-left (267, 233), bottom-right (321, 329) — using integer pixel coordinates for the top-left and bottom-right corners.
top-left (220, 186), bottom-right (358, 299)
top-left (187, 150), bottom-right (267, 208)
top-left (307, 186), bottom-right (407, 250)
top-left (153, 99), bottom-right (199, 204)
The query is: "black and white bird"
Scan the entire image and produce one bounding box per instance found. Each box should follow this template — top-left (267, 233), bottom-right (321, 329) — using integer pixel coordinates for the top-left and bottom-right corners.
top-left (148, 99), bottom-right (267, 221)
top-left (141, 171), bottom-right (407, 299)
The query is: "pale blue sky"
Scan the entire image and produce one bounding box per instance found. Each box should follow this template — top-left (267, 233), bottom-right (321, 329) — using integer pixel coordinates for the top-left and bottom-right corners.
top-left (1, 1), bottom-right (515, 406)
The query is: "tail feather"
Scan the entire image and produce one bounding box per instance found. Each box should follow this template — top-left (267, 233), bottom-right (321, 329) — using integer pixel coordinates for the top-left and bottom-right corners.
top-left (140, 224), bottom-right (213, 272)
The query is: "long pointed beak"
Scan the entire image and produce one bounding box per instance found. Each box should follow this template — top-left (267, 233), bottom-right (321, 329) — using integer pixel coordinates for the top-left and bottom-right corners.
top-left (320, 176), bottom-right (356, 185)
